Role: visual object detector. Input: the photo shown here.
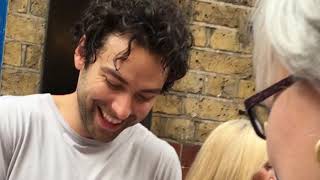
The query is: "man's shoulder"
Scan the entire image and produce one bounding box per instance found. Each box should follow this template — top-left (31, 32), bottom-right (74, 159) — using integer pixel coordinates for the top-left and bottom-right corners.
top-left (0, 93), bottom-right (48, 103)
top-left (0, 94), bottom-right (54, 141)
top-left (0, 93), bottom-right (50, 107)
top-left (127, 124), bottom-right (181, 179)
top-left (129, 124), bottom-right (178, 158)
top-left (0, 94), bottom-right (51, 117)
top-left (130, 124), bottom-right (168, 147)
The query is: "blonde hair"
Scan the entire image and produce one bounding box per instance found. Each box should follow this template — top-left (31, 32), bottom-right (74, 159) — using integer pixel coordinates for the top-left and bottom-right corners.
top-left (252, 0), bottom-right (320, 91)
top-left (186, 119), bottom-right (267, 180)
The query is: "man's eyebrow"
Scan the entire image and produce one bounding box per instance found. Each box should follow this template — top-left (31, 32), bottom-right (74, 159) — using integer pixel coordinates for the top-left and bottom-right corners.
top-left (102, 67), bottom-right (163, 94)
top-left (102, 67), bottom-right (128, 85)
top-left (140, 89), bottom-right (162, 94)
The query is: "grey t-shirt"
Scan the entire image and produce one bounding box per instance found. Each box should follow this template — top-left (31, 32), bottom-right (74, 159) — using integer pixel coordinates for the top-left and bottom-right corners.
top-left (0, 94), bottom-right (181, 180)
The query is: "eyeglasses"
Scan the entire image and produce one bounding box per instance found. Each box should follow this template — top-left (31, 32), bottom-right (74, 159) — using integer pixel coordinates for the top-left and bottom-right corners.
top-left (244, 75), bottom-right (299, 139)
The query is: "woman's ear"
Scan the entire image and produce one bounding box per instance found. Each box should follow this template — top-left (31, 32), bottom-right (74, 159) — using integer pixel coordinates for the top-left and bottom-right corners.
top-left (74, 36), bottom-right (86, 70)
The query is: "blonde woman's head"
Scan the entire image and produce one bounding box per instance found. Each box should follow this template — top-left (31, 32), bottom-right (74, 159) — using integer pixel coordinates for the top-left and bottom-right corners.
top-left (186, 119), bottom-right (267, 180)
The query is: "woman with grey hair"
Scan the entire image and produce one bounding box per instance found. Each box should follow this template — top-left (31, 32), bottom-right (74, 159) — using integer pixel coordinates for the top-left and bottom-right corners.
top-left (245, 0), bottom-right (320, 179)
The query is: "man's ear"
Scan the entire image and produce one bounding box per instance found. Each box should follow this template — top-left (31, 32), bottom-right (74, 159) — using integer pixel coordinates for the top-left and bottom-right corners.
top-left (74, 36), bottom-right (86, 70)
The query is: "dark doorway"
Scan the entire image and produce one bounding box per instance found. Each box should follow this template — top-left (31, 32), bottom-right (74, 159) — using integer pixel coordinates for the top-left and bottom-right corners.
top-left (41, 0), bottom-right (152, 129)
top-left (40, 0), bottom-right (88, 94)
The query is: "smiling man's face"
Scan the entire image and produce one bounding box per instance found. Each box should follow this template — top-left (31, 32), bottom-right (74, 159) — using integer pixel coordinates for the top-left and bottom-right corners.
top-left (74, 34), bottom-right (166, 142)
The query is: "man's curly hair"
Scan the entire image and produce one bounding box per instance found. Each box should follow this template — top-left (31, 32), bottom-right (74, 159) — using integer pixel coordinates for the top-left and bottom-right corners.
top-left (72, 0), bottom-right (193, 92)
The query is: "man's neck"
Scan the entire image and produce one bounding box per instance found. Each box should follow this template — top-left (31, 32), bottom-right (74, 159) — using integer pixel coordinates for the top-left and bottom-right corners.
top-left (52, 92), bottom-right (89, 137)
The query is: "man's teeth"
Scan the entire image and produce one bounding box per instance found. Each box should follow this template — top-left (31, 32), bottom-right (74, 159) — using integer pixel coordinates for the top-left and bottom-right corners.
top-left (101, 109), bottom-right (122, 124)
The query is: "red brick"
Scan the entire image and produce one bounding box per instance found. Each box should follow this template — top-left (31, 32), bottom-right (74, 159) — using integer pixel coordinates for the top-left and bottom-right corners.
top-left (181, 143), bottom-right (201, 167)
top-left (169, 142), bottom-right (182, 159)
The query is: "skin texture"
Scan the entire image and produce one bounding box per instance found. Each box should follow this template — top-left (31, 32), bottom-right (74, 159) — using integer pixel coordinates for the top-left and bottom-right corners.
top-left (54, 34), bottom-right (166, 142)
top-left (265, 66), bottom-right (320, 180)
top-left (252, 162), bottom-right (276, 180)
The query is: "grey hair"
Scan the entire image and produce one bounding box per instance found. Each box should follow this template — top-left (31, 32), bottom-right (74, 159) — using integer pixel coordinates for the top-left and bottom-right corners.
top-left (252, 0), bottom-right (320, 91)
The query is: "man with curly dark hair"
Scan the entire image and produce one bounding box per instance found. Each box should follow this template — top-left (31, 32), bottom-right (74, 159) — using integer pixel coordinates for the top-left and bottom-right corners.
top-left (0, 0), bottom-right (192, 179)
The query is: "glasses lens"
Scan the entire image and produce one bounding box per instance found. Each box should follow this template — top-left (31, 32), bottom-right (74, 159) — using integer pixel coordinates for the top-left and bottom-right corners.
top-left (251, 104), bottom-right (270, 136)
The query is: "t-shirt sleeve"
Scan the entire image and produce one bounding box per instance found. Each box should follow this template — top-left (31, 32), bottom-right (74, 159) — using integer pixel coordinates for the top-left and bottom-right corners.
top-left (0, 96), bottom-right (22, 179)
top-left (154, 144), bottom-right (182, 180)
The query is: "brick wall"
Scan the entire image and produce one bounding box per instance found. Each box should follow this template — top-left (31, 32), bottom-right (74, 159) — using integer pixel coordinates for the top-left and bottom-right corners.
top-left (0, 0), bottom-right (49, 95)
top-left (1, 0), bottom-right (255, 178)
top-left (151, 0), bottom-right (256, 178)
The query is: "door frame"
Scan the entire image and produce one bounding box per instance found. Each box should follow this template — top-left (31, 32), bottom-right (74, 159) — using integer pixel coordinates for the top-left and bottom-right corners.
top-left (0, 0), bottom-right (8, 70)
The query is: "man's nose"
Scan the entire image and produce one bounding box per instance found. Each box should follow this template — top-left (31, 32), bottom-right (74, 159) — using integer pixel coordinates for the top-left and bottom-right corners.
top-left (111, 94), bottom-right (132, 120)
